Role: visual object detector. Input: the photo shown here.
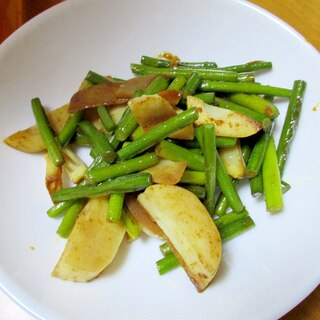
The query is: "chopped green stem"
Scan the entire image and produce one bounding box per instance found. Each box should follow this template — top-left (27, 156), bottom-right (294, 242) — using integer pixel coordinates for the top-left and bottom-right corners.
top-left (31, 97), bottom-right (64, 166)
top-left (228, 93), bottom-right (279, 119)
top-left (159, 243), bottom-right (172, 256)
top-left (52, 173), bottom-right (152, 202)
top-left (262, 137), bottom-right (283, 212)
top-left (219, 61), bottom-right (272, 73)
top-left (58, 110), bottom-right (84, 146)
top-left (214, 145), bottom-right (251, 216)
top-left (74, 132), bottom-right (91, 146)
top-left (202, 124), bottom-right (216, 215)
top-left (108, 134), bottom-right (121, 150)
top-left (281, 180), bottom-right (291, 194)
top-left (156, 252), bottom-right (180, 275)
top-left (85, 70), bottom-right (108, 84)
top-left (194, 92), bottom-right (215, 104)
top-left (47, 200), bottom-right (76, 218)
top-left (86, 153), bottom-right (159, 183)
top-left (246, 128), bottom-right (273, 178)
top-left (130, 126), bottom-right (144, 140)
top-left (179, 170), bottom-right (205, 185)
top-left (168, 75), bottom-right (187, 90)
top-left (249, 170), bottom-right (264, 197)
top-left (122, 206), bottom-right (141, 240)
top-left (214, 179), bottom-right (240, 216)
top-left (87, 155), bottom-right (109, 173)
top-left (215, 97), bottom-right (272, 130)
top-left (169, 136), bottom-right (236, 148)
top-left (218, 216), bottom-right (255, 241)
top-left (131, 64), bottom-right (241, 82)
top-left (78, 120), bottom-right (116, 163)
top-left (216, 152), bottom-right (245, 213)
top-left (182, 72), bottom-right (202, 102)
top-left (97, 106), bottom-right (116, 132)
top-left (155, 140), bottom-right (204, 171)
top-left (107, 193), bottom-right (125, 222)
top-left (56, 199), bottom-right (87, 238)
top-left (194, 125), bottom-right (204, 150)
top-left (141, 55), bottom-right (173, 68)
top-left (182, 184), bottom-right (206, 199)
top-left (116, 107), bottom-right (198, 160)
top-left (144, 76), bottom-right (169, 95)
top-left (277, 80), bottom-right (306, 176)
top-left (177, 61), bottom-right (218, 69)
top-left (201, 80), bottom-right (291, 97)
top-left (214, 209), bottom-right (249, 229)
top-left (114, 107), bottom-right (139, 142)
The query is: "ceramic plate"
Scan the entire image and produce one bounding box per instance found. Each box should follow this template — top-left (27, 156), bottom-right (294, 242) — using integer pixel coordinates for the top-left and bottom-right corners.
top-left (0, 0), bottom-right (319, 319)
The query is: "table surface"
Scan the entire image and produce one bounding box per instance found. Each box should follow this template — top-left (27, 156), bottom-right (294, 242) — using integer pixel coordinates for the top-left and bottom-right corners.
top-left (0, 0), bottom-right (319, 319)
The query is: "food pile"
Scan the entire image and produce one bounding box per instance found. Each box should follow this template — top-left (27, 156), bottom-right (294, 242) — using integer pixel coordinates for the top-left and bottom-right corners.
top-left (3, 53), bottom-right (306, 292)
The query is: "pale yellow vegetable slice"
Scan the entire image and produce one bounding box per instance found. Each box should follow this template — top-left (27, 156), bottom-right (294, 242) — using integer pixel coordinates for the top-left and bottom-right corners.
top-left (3, 104), bottom-right (69, 153)
top-left (142, 159), bottom-right (187, 185)
top-left (187, 96), bottom-right (262, 138)
top-left (52, 197), bottom-right (126, 282)
top-left (138, 185), bottom-right (221, 292)
top-left (3, 80), bottom-right (89, 153)
top-left (129, 94), bottom-right (176, 130)
top-left (108, 104), bottom-right (128, 125)
top-left (219, 140), bottom-right (246, 179)
top-left (62, 146), bottom-right (87, 184)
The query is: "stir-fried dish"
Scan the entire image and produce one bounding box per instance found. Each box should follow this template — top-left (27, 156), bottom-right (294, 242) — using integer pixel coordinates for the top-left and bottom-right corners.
top-left (3, 53), bottom-right (306, 292)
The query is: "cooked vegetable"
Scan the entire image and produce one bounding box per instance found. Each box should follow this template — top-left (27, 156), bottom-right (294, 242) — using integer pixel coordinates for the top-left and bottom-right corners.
top-left (45, 152), bottom-right (63, 197)
top-left (214, 97), bottom-right (272, 131)
top-left (138, 185), bottom-right (221, 292)
top-left (78, 120), bottom-right (116, 163)
top-left (187, 96), bottom-right (262, 137)
top-left (143, 159), bottom-right (187, 185)
top-left (131, 63), bottom-right (242, 82)
top-left (277, 80), bottom-right (306, 176)
top-left (214, 145), bottom-right (251, 216)
top-left (52, 172), bottom-right (152, 202)
top-left (228, 93), bottom-right (279, 119)
top-left (155, 140), bottom-right (204, 171)
top-left (31, 98), bottom-right (64, 166)
top-left (200, 80), bottom-right (291, 97)
top-left (219, 141), bottom-right (246, 179)
top-left (219, 60), bottom-right (272, 73)
top-left (216, 152), bottom-right (245, 213)
top-left (97, 106), bottom-right (116, 132)
top-left (121, 206), bottom-right (142, 240)
top-left (62, 146), bottom-right (87, 184)
top-left (52, 197), bottom-right (126, 281)
top-left (68, 74), bottom-right (158, 112)
top-left (106, 193), bottom-right (125, 223)
top-left (202, 124), bottom-right (216, 215)
top-left (262, 137), bottom-right (283, 213)
top-left (86, 153), bottom-right (158, 184)
top-left (56, 199), bottom-right (87, 238)
top-left (58, 110), bottom-right (84, 146)
top-left (3, 53), bottom-right (306, 293)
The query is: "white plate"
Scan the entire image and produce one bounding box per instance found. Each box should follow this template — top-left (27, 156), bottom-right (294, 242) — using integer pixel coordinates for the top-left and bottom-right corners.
top-left (0, 0), bottom-right (319, 319)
